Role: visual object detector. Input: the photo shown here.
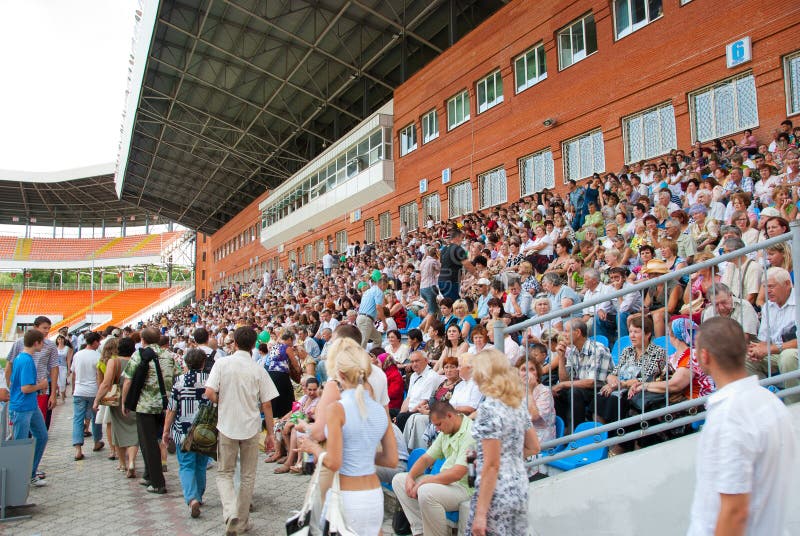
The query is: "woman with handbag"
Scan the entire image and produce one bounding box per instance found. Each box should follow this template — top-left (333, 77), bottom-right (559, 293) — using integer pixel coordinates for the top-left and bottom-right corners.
top-left (162, 348), bottom-right (211, 518)
top-left (93, 337), bottom-right (139, 478)
top-left (265, 331), bottom-right (300, 422)
top-left (297, 337), bottom-right (397, 535)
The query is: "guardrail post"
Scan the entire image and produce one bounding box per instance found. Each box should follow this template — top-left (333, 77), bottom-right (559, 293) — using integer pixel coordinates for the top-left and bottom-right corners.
top-left (494, 321), bottom-right (505, 352)
top-left (792, 220), bottom-right (800, 338)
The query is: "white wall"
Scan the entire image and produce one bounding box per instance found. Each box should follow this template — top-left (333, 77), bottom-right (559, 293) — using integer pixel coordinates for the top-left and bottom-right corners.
top-left (528, 403), bottom-right (800, 536)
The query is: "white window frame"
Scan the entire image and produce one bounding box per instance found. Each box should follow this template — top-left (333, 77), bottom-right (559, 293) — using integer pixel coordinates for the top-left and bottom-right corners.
top-left (476, 70), bottom-right (504, 113)
top-left (558, 13), bottom-right (598, 70)
top-left (335, 230), bottom-right (347, 254)
top-left (514, 43), bottom-right (547, 94)
top-left (399, 202), bottom-right (419, 231)
top-left (399, 123), bottom-right (417, 156)
top-left (519, 149), bottom-right (555, 196)
top-left (613, 0), bottom-right (663, 40)
top-left (478, 167), bottom-right (508, 209)
top-left (379, 211), bottom-right (392, 240)
top-left (622, 102), bottom-right (677, 163)
top-left (422, 193), bottom-right (441, 223)
top-left (304, 244), bottom-right (313, 264)
top-left (448, 180), bottom-right (473, 219)
top-left (785, 50), bottom-right (800, 117)
top-left (562, 129), bottom-right (606, 183)
top-left (447, 90), bottom-right (470, 131)
top-left (315, 239), bottom-right (325, 262)
top-left (422, 109), bottom-right (439, 143)
top-left (688, 72), bottom-right (759, 143)
top-left (364, 218), bottom-right (376, 244)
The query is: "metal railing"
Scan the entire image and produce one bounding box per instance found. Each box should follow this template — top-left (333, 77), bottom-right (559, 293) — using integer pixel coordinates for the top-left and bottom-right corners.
top-left (494, 221), bottom-right (800, 463)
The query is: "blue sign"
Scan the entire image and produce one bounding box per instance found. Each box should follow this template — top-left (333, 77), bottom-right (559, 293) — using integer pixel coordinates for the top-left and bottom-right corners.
top-left (726, 37), bottom-right (751, 68)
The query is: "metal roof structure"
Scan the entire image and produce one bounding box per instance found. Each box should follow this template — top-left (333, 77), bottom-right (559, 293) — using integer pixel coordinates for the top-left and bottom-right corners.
top-left (118, 0), bottom-right (507, 234)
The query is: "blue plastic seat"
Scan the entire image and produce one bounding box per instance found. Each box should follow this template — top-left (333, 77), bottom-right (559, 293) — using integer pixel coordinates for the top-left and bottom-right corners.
top-left (399, 314), bottom-right (422, 336)
top-left (427, 459), bottom-right (459, 524)
top-left (611, 336), bottom-right (631, 365)
top-left (541, 416), bottom-right (567, 457)
top-left (652, 336), bottom-right (676, 356)
top-left (546, 421), bottom-right (609, 472)
top-left (590, 335), bottom-right (609, 349)
top-left (406, 448), bottom-right (427, 472)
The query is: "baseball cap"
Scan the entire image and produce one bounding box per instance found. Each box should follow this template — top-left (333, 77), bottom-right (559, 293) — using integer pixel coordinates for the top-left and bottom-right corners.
top-left (477, 278), bottom-right (491, 286)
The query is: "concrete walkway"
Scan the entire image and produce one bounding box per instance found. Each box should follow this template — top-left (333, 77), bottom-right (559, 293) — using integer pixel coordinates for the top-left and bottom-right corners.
top-left (1, 398), bottom-right (311, 536)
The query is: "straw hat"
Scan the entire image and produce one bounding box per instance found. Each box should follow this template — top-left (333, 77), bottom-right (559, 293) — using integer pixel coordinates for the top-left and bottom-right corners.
top-left (643, 259), bottom-right (669, 275)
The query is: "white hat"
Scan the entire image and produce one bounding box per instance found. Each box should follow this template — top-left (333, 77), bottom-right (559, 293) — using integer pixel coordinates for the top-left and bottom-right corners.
top-left (477, 278), bottom-right (492, 286)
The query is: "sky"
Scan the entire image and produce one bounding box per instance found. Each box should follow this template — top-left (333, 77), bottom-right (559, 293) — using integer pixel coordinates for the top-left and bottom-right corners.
top-left (0, 0), bottom-right (138, 172)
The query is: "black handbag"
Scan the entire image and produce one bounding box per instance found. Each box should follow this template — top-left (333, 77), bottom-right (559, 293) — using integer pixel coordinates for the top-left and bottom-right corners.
top-left (392, 510), bottom-right (412, 535)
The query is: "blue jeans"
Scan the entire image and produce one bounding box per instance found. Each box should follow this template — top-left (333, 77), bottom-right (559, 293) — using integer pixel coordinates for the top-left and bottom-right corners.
top-left (176, 448), bottom-right (209, 504)
top-left (10, 408), bottom-right (48, 478)
top-left (72, 396), bottom-right (102, 446)
top-left (437, 280), bottom-right (460, 301)
top-left (316, 359), bottom-right (328, 383)
top-left (420, 286), bottom-right (439, 317)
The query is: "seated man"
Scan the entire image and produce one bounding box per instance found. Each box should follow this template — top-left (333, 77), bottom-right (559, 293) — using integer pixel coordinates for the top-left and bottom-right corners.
top-left (580, 268), bottom-right (615, 344)
top-left (552, 318), bottom-right (614, 430)
top-left (392, 401), bottom-right (474, 536)
top-left (720, 237), bottom-right (762, 306)
top-left (746, 267), bottom-right (798, 404)
top-left (395, 351), bottom-right (444, 431)
top-left (701, 283), bottom-right (758, 343)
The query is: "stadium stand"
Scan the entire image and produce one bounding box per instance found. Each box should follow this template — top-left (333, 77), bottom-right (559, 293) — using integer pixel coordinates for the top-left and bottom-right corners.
top-left (0, 231), bottom-right (186, 262)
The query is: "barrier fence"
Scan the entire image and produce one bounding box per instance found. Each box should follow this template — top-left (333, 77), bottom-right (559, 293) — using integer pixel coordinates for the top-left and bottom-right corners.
top-left (492, 220), bottom-right (800, 466)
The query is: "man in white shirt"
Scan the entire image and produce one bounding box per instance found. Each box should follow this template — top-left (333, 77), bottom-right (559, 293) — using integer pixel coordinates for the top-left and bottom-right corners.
top-left (688, 317), bottom-right (794, 536)
top-left (746, 267), bottom-right (799, 403)
top-left (701, 283), bottom-right (758, 342)
top-left (71, 331), bottom-right (103, 459)
top-left (192, 327), bottom-right (218, 373)
top-left (322, 251), bottom-right (335, 276)
top-left (395, 351), bottom-right (444, 431)
top-left (205, 327), bottom-right (278, 535)
top-left (581, 268), bottom-right (615, 343)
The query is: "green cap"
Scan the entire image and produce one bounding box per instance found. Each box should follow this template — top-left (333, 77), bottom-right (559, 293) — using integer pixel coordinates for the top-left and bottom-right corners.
top-left (357, 281), bottom-right (369, 290)
top-left (257, 330), bottom-right (270, 343)
top-left (371, 269), bottom-right (382, 282)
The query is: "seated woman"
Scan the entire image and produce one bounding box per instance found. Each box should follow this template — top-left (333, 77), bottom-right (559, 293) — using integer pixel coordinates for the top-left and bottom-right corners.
top-left (449, 353), bottom-right (482, 415)
top-left (376, 353), bottom-right (404, 418)
top-left (628, 318), bottom-right (714, 405)
top-left (467, 325), bottom-right (493, 354)
top-left (403, 356), bottom-right (461, 450)
top-left (516, 355), bottom-right (556, 480)
top-left (523, 297), bottom-right (562, 345)
top-left (435, 324), bottom-right (469, 373)
top-left (595, 314), bottom-right (667, 428)
top-left (272, 377), bottom-right (321, 473)
top-left (453, 299), bottom-right (477, 343)
top-left (384, 329), bottom-right (410, 366)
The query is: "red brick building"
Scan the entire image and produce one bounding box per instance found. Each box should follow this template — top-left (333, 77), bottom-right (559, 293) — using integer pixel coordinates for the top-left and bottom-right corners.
top-left (196, 0), bottom-right (800, 298)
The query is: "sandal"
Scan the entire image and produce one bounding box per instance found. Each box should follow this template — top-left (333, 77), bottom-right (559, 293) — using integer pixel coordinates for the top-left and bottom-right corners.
top-left (126, 468), bottom-right (136, 479)
top-left (264, 452), bottom-right (283, 463)
top-left (93, 441), bottom-right (105, 452)
top-left (273, 466), bottom-right (290, 474)
top-left (289, 465), bottom-right (303, 474)
top-left (74, 453), bottom-right (85, 461)
top-left (275, 456), bottom-right (287, 465)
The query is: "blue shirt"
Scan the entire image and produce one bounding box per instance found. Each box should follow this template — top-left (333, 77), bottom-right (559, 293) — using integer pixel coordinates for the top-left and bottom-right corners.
top-left (9, 352), bottom-right (38, 412)
top-left (358, 285), bottom-right (384, 318)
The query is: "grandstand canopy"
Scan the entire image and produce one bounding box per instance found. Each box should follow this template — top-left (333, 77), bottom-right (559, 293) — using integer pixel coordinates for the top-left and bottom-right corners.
top-left (116, 0), bottom-right (507, 234)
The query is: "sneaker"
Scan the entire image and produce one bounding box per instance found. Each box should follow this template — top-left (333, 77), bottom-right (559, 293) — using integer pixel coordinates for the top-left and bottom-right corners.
top-left (139, 479), bottom-right (152, 486)
top-left (30, 476), bottom-right (48, 487)
top-left (146, 485), bottom-right (167, 494)
top-left (35, 470), bottom-right (46, 479)
top-left (225, 517), bottom-right (239, 536)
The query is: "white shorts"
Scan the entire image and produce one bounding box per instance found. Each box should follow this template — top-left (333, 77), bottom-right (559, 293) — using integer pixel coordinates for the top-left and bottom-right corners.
top-left (322, 487), bottom-right (383, 536)
top-left (57, 365), bottom-right (67, 392)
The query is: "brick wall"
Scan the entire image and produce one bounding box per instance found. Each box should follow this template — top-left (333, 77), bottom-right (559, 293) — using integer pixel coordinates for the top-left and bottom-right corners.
top-left (196, 0), bottom-right (800, 297)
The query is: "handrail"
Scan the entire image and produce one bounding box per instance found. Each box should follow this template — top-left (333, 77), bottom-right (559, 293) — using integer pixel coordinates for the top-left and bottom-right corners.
top-left (495, 229), bottom-right (794, 348)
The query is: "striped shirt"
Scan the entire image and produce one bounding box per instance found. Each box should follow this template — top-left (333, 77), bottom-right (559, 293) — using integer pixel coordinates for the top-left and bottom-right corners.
top-left (168, 370), bottom-right (210, 446)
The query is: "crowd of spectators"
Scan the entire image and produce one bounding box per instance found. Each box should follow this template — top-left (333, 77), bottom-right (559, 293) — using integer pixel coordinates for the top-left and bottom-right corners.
top-left (130, 119), bottom-right (800, 533)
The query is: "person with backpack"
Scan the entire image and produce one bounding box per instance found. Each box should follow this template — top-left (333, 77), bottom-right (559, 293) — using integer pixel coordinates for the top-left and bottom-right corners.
top-left (121, 327), bottom-right (181, 495)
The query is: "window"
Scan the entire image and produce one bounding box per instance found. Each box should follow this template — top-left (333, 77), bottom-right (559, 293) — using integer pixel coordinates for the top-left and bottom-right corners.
top-left (422, 109), bottom-right (439, 143)
top-left (558, 13), bottom-right (597, 70)
top-left (379, 212), bottom-right (392, 240)
top-left (614, 0), bottom-right (662, 39)
top-left (447, 90), bottom-right (470, 130)
top-left (304, 244), bottom-right (313, 264)
top-left (514, 43), bottom-right (547, 93)
top-left (422, 193), bottom-right (441, 224)
top-left (519, 149), bottom-right (555, 195)
top-left (448, 180), bottom-right (473, 219)
top-left (399, 123), bottom-right (417, 156)
top-left (478, 167), bottom-right (508, 209)
top-left (562, 130), bottom-right (605, 182)
top-left (623, 103), bottom-right (677, 163)
top-left (364, 218), bottom-right (376, 244)
top-left (315, 239), bottom-right (325, 261)
top-left (785, 51), bottom-right (800, 116)
top-left (689, 73), bottom-right (758, 142)
top-left (476, 70), bottom-right (504, 113)
top-left (400, 202), bottom-right (419, 231)
top-left (335, 230), bottom-right (347, 254)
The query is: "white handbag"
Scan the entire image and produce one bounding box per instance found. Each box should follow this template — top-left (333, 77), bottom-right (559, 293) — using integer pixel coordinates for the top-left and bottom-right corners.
top-left (322, 471), bottom-right (358, 536)
top-left (286, 452), bottom-right (326, 536)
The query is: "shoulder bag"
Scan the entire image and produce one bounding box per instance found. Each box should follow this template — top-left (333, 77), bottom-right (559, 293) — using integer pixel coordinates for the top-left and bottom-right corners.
top-left (321, 471), bottom-right (358, 536)
top-left (124, 347), bottom-right (157, 412)
top-left (181, 402), bottom-right (219, 460)
top-left (286, 452), bottom-right (326, 535)
top-left (99, 359), bottom-right (121, 406)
